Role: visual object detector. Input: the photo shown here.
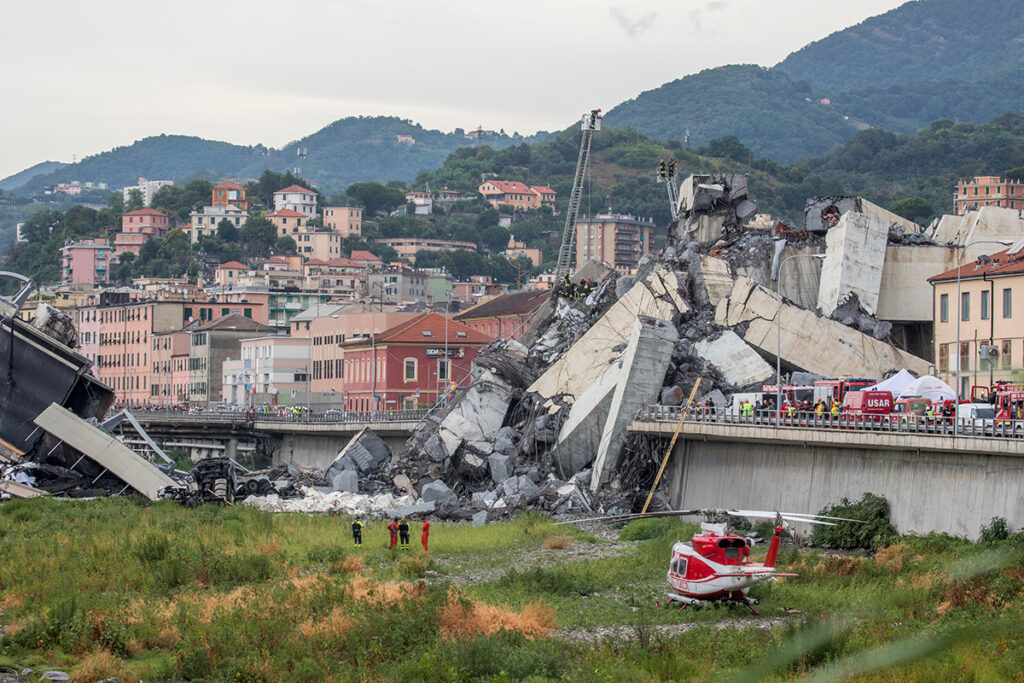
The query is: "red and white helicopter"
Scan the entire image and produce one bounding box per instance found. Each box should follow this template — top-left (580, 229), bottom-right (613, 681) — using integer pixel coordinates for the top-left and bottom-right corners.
top-left (562, 508), bottom-right (859, 613)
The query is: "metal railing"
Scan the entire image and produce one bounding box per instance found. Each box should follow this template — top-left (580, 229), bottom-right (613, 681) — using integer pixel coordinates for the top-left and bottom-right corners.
top-left (125, 408), bottom-right (429, 426)
top-left (634, 405), bottom-right (1024, 440)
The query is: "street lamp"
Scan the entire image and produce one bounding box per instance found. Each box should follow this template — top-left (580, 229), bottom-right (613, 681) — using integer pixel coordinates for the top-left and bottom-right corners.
top-left (772, 252), bottom-right (825, 427)
top-left (954, 238), bottom-right (1012, 436)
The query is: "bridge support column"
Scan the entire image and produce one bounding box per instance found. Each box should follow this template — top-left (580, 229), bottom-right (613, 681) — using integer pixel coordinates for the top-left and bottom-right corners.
top-left (225, 438), bottom-right (238, 461)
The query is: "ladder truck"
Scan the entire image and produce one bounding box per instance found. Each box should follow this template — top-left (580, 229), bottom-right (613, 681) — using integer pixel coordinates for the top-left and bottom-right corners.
top-left (657, 158), bottom-right (680, 222)
top-left (554, 109), bottom-right (602, 283)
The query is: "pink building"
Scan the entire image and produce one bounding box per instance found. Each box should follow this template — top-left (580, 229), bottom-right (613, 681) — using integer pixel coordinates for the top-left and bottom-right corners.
top-left (215, 261), bottom-right (248, 287)
top-left (61, 239), bottom-right (117, 285)
top-left (323, 206), bottom-right (363, 238)
top-left (151, 329), bottom-right (192, 407)
top-left (452, 276), bottom-right (506, 303)
top-left (267, 209), bottom-right (308, 236)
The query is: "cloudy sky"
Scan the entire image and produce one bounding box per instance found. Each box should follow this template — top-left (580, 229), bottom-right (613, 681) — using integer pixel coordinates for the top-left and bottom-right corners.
top-left (0, 0), bottom-right (908, 180)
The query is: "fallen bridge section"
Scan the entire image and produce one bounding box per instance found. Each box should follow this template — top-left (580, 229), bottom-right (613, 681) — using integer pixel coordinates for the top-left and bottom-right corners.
top-left (715, 276), bottom-right (929, 378)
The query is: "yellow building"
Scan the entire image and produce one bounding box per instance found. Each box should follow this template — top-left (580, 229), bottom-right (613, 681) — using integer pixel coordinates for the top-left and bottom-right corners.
top-left (929, 248), bottom-right (1024, 396)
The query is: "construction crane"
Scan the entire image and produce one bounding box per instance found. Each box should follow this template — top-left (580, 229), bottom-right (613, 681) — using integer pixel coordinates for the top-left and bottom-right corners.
top-left (658, 158), bottom-right (680, 222)
top-left (554, 109), bottom-right (601, 283)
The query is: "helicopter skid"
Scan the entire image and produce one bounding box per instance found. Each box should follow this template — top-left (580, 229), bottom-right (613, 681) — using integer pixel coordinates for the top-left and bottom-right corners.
top-left (665, 593), bottom-right (703, 608)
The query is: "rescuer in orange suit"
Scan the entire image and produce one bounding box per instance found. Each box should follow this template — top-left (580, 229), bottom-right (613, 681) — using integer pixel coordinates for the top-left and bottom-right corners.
top-left (421, 518), bottom-right (431, 551)
top-left (387, 518), bottom-right (399, 549)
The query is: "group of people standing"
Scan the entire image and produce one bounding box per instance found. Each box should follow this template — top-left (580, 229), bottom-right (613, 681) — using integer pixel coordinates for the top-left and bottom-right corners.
top-left (351, 517), bottom-right (430, 551)
top-left (555, 275), bottom-right (597, 300)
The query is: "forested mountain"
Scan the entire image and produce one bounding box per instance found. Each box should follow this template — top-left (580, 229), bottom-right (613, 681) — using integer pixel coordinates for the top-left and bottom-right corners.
top-left (776, 0), bottom-right (1024, 93)
top-left (5, 118), bottom-right (532, 198)
top-left (0, 161), bottom-right (67, 192)
top-left (602, 65), bottom-right (857, 164)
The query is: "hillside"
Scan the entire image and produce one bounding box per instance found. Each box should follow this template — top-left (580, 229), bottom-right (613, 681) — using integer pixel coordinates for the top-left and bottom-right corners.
top-left (602, 65), bottom-right (857, 164)
top-left (0, 161), bottom-right (67, 192)
top-left (776, 0), bottom-right (1024, 92)
top-left (9, 118), bottom-right (532, 198)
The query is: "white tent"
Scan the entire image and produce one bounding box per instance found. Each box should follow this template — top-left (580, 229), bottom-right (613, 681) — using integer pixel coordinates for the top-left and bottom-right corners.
top-left (899, 375), bottom-right (956, 402)
top-left (867, 369), bottom-right (917, 396)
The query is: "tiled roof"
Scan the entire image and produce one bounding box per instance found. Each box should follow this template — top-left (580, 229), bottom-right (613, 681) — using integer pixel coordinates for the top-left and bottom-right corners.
top-left (213, 181), bottom-right (244, 190)
top-left (123, 208), bottom-right (168, 217)
top-left (350, 250), bottom-right (382, 263)
top-left (530, 186), bottom-right (556, 195)
top-left (346, 312), bottom-right (490, 346)
top-left (454, 289), bottom-right (549, 321)
top-left (266, 209), bottom-right (307, 218)
top-left (217, 261), bottom-right (247, 270)
top-left (192, 312), bottom-right (275, 333)
top-left (929, 249), bottom-right (1024, 283)
top-left (480, 180), bottom-right (532, 195)
top-left (305, 258), bottom-right (329, 266)
top-left (275, 184), bottom-right (314, 194)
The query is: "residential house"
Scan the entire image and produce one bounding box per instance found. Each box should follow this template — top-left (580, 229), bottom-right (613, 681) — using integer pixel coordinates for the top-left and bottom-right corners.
top-left (273, 185), bottom-right (317, 218)
top-left (478, 180), bottom-right (557, 212)
top-left (334, 312), bottom-right (490, 411)
top-left (453, 289), bottom-right (549, 340)
top-left (122, 178), bottom-right (172, 206)
top-left (61, 239), bottom-right (117, 285)
top-left (955, 176), bottom-right (1024, 215)
top-left (211, 181), bottom-right (248, 211)
top-left (376, 237), bottom-right (476, 264)
top-left (323, 206), bottom-right (362, 238)
top-left (115, 208), bottom-right (171, 255)
top-left (503, 234), bottom-right (542, 267)
top-left (188, 314), bottom-right (275, 406)
top-left (222, 335), bottom-right (310, 406)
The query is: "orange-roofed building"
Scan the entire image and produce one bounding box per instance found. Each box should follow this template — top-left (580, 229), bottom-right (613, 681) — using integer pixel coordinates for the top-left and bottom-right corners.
top-left (350, 250), bottom-right (383, 268)
top-left (215, 261), bottom-right (248, 287)
top-left (267, 209), bottom-right (309, 236)
top-left (115, 208), bottom-right (171, 255)
top-left (454, 289), bottom-right (549, 339)
top-left (478, 180), bottom-right (557, 212)
top-left (212, 181), bottom-right (247, 211)
top-left (334, 312), bottom-right (490, 411)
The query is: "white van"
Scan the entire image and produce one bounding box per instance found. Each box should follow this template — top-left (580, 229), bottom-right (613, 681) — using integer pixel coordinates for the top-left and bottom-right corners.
top-left (956, 403), bottom-right (995, 430)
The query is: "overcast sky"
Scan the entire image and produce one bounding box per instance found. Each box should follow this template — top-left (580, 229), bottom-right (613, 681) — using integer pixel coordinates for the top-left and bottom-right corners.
top-left (0, 0), bottom-right (908, 181)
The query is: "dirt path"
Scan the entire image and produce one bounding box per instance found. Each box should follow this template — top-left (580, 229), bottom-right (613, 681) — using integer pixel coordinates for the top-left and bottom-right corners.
top-left (555, 617), bottom-right (789, 644)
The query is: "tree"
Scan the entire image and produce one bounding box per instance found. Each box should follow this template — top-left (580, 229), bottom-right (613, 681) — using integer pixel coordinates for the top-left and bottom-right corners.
top-left (1005, 167), bottom-right (1024, 181)
top-left (240, 216), bottom-right (277, 249)
top-left (217, 219), bottom-right (238, 242)
top-left (481, 225), bottom-right (508, 252)
top-left (346, 181), bottom-right (406, 216)
top-left (125, 189), bottom-right (145, 212)
top-left (475, 207), bottom-right (500, 230)
top-left (275, 236), bottom-right (297, 254)
top-left (890, 197), bottom-right (935, 223)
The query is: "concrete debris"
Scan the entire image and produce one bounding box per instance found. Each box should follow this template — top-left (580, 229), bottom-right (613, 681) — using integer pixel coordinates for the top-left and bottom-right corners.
top-left (326, 427), bottom-right (391, 479)
top-left (660, 385), bottom-right (684, 406)
top-left (472, 510), bottom-right (488, 526)
top-left (421, 479), bottom-right (458, 504)
top-left (694, 330), bottom-right (774, 388)
top-left (817, 211), bottom-right (890, 316)
top-left (246, 489), bottom-right (416, 515)
top-left (487, 453), bottom-right (511, 484)
top-left (805, 196), bottom-right (919, 235)
top-left (673, 173), bottom-right (756, 245)
top-left (332, 470), bottom-right (360, 493)
top-left (437, 369), bottom-right (514, 457)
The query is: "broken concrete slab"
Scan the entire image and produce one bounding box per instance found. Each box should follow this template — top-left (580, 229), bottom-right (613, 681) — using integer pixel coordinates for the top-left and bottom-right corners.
top-left (694, 330), bottom-right (774, 388)
top-left (550, 359), bottom-right (619, 477)
top-left (437, 370), bottom-right (514, 457)
top-left (393, 473), bottom-right (416, 497)
top-left (33, 404), bottom-right (177, 501)
top-left (0, 479), bottom-right (48, 498)
top-left (817, 211), bottom-right (890, 316)
top-left (487, 453), bottom-right (511, 484)
top-left (331, 470), bottom-right (359, 493)
top-left (805, 196), bottom-right (919, 235)
top-left (715, 276), bottom-right (929, 378)
top-left (592, 316), bottom-right (679, 490)
top-left (326, 427), bottom-right (390, 480)
top-left (472, 510), bottom-right (488, 526)
top-left (421, 480), bottom-right (457, 505)
top-left (386, 501), bottom-right (436, 518)
top-left (691, 256), bottom-right (733, 308)
top-left (493, 426), bottom-right (519, 456)
top-left (529, 265), bottom-right (688, 401)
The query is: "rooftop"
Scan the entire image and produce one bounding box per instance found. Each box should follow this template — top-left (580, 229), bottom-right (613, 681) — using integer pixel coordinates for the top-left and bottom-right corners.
top-left (123, 208), bottom-right (169, 217)
top-left (192, 312), bottom-right (276, 333)
top-left (275, 184), bottom-right (314, 195)
top-left (346, 312), bottom-right (490, 346)
top-left (454, 289), bottom-right (550, 321)
top-left (929, 248), bottom-right (1024, 283)
top-left (213, 181), bottom-right (245, 191)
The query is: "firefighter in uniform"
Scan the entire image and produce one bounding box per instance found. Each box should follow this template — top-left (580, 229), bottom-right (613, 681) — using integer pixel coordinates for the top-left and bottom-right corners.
top-left (398, 517), bottom-right (411, 549)
top-left (351, 518), bottom-right (363, 547)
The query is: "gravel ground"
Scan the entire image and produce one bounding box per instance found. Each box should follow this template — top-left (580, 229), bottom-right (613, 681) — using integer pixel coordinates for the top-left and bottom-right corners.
top-left (555, 616), bottom-right (788, 644)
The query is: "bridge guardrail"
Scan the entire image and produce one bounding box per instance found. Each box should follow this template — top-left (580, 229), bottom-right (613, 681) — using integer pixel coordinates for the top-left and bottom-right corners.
top-left (125, 409), bottom-right (429, 426)
top-left (634, 405), bottom-right (1024, 440)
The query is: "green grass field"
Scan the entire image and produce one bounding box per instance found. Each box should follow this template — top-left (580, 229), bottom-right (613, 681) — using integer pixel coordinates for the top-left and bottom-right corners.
top-left (0, 498), bottom-right (1022, 682)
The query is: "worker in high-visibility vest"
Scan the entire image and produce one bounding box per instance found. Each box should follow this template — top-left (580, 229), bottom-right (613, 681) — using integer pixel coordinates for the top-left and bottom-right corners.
top-left (830, 401), bottom-right (841, 417)
top-left (741, 400), bottom-right (753, 418)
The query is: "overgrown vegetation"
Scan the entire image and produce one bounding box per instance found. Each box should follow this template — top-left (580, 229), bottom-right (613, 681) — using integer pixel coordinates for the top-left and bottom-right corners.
top-left (0, 497), bottom-right (1023, 680)
top-left (813, 492), bottom-right (898, 550)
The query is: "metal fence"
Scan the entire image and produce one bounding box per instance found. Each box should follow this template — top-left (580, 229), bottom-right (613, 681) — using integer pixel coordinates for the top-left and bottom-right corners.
top-left (126, 409), bottom-right (429, 425)
top-left (634, 405), bottom-right (1024, 440)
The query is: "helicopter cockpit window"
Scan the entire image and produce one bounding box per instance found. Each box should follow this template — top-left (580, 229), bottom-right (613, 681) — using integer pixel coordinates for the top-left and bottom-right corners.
top-left (670, 557), bottom-right (687, 576)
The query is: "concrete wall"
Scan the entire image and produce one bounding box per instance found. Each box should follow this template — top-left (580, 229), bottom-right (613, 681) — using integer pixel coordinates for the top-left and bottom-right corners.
top-left (877, 245), bottom-right (956, 323)
top-left (817, 212), bottom-right (890, 316)
top-left (662, 430), bottom-right (1024, 539)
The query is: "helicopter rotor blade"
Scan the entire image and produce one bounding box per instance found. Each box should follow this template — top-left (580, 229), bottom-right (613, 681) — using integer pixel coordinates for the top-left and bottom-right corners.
top-left (551, 508), bottom-right (708, 526)
top-left (725, 509), bottom-right (859, 525)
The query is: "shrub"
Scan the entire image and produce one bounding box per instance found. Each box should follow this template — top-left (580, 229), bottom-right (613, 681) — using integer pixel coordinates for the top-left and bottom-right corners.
top-left (980, 517), bottom-right (1011, 543)
top-left (497, 566), bottom-right (597, 597)
top-left (619, 517), bottom-right (690, 542)
top-left (542, 534), bottom-right (572, 549)
top-left (812, 493), bottom-right (898, 550)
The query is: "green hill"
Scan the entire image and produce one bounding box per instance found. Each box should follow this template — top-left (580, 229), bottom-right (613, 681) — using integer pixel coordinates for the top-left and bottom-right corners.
top-left (0, 161), bottom-right (68, 192)
top-left (11, 118), bottom-right (533, 198)
top-left (602, 65), bottom-right (857, 164)
top-left (776, 0), bottom-right (1024, 92)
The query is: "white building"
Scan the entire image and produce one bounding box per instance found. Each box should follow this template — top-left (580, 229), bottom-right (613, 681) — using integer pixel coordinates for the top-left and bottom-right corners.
top-left (122, 177), bottom-right (173, 206)
top-left (273, 184), bottom-right (318, 218)
top-left (186, 205), bottom-right (249, 243)
top-left (221, 335), bottom-right (310, 405)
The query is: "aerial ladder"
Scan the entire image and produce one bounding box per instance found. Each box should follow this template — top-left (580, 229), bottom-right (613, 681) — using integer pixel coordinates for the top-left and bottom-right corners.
top-left (554, 109), bottom-right (602, 283)
top-left (657, 158), bottom-right (680, 222)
